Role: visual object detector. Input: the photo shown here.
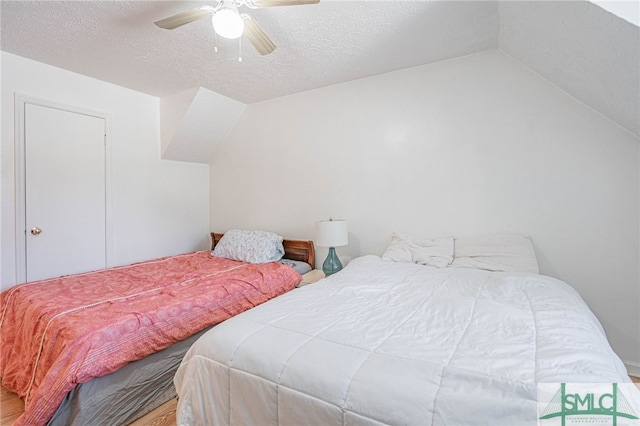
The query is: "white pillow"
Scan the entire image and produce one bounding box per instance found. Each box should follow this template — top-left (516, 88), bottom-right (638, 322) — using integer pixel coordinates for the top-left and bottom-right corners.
top-left (382, 233), bottom-right (454, 268)
top-left (381, 234), bottom-right (413, 263)
top-left (451, 232), bottom-right (539, 273)
top-left (212, 229), bottom-right (284, 264)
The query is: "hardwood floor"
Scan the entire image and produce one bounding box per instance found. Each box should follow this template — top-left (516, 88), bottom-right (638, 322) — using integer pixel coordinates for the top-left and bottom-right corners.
top-left (0, 387), bottom-right (23, 426)
top-left (129, 398), bottom-right (177, 426)
top-left (2, 378), bottom-right (639, 425)
top-left (0, 386), bottom-right (176, 426)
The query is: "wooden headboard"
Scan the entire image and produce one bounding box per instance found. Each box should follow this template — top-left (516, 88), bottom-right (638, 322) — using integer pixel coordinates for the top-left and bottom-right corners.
top-left (210, 232), bottom-right (315, 270)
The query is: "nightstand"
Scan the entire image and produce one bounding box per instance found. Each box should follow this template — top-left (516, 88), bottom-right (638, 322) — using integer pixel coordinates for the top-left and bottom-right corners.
top-left (298, 269), bottom-right (325, 287)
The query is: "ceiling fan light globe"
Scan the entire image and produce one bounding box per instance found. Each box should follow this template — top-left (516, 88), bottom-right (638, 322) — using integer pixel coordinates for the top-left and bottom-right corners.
top-left (212, 8), bottom-right (245, 39)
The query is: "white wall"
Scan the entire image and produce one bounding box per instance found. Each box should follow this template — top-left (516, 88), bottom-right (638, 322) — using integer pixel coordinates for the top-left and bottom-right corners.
top-left (209, 49), bottom-right (639, 372)
top-left (1, 52), bottom-right (210, 290)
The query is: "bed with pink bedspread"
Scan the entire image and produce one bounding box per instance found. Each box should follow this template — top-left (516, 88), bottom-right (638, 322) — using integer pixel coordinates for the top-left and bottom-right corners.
top-left (0, 243), bottom-right (307, 425)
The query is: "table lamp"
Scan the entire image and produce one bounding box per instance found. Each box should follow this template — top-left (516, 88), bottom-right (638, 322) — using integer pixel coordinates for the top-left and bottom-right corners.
top-left (315, 219), bottom-right (348, 276)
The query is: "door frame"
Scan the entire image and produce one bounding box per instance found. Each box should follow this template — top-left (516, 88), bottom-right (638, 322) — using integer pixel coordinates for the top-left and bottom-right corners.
top-left (14, 94), bottom-right (113, 283)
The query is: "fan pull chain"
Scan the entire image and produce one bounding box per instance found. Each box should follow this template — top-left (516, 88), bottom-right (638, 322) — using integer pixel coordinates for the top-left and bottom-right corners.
top-left (238, 37), bottom-right (243, 62)
top-left (214, 31), bottom-right (219, 53)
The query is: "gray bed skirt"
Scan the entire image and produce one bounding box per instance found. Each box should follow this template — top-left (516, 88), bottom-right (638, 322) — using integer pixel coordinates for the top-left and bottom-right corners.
top-left (47, 326), bottom-right (211, 426)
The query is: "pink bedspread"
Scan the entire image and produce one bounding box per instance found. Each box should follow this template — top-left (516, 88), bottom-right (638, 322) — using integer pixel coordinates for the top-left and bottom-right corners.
top-left (0, 251), bottom-right (301, 425)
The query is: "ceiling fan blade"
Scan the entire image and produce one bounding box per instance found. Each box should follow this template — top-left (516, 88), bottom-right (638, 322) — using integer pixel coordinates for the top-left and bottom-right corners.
top-left (154, 7), bottom-right (214, 30)
top-left (250, 0), bottom-right (319, 7)
top-left (242, 15), bottom-right (276, 55)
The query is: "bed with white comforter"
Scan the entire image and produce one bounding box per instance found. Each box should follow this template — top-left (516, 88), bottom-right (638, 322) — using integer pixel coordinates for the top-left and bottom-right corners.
top-left (174, 254), bottom-right (632, 425)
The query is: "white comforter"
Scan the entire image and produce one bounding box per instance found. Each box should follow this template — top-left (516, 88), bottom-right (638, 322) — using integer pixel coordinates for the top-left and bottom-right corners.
top-left (174, 256), bottom-right (631, 425)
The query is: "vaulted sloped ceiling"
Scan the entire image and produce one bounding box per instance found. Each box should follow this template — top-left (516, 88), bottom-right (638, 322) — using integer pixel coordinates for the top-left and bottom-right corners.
top-left (160, 87), bottom-right (245, 163)
top-left (1, 1), bottom-right (638, 137)
top-left (499, 1), bottom-right (639, 136)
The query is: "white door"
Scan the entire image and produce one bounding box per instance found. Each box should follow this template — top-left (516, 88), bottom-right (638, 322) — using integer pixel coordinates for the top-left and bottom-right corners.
top-left (24, 103), bottom-right (107, 281)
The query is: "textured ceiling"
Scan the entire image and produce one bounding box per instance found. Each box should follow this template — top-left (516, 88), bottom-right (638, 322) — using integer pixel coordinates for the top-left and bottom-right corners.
top-left (0, 0), bottom-right (498, 102)
top-left (499, 1), bottom-right (639, 136)
top-left (1, 0), bottom-right (638, 136)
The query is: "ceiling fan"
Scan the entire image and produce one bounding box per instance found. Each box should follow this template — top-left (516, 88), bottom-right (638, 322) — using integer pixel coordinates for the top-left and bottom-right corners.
top-left (154, 0), bottom-right (319, 56)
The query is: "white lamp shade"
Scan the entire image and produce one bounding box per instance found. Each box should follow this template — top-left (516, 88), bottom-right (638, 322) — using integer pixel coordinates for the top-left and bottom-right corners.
top-left (315, 220), bottom-right (348, 247)
top-left (212, 8), bottom-right (244, 39)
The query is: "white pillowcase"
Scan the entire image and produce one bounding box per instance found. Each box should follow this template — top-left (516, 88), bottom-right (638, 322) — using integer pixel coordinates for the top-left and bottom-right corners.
top-left (382, 233), bottom-right (454, 268)
top-left (451, 232), bottom-right (539, 274)
top-left (212, 229), bottom-right (284, 264)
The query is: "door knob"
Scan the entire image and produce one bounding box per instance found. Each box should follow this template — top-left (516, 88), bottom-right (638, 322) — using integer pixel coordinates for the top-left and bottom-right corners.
top-left (30, 227), bottom-right (42, 235)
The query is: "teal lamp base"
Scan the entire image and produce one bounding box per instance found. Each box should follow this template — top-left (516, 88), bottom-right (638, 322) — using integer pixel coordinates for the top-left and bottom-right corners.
top-left (322, 247), bottom-right (343, 276)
